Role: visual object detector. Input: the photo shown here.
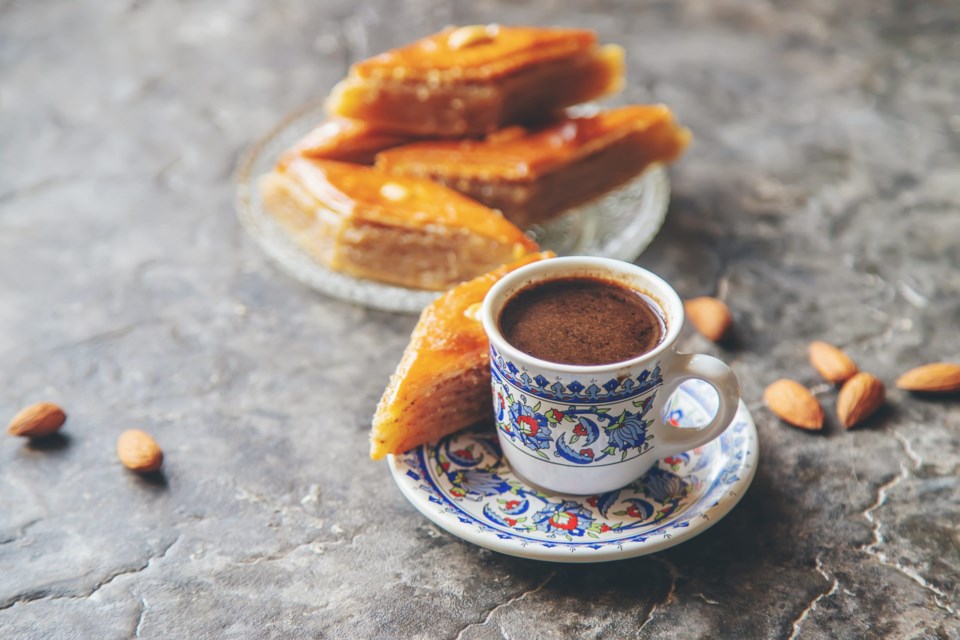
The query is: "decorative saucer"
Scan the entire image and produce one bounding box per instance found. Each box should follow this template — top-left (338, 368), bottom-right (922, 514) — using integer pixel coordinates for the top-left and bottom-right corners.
top-left (234, 100), bottom-right (671, 314)
top-left (388, 380), bottom-right (758, 562)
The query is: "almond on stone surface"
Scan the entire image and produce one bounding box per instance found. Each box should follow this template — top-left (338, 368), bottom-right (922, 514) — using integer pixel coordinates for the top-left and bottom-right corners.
top-left (895, 363), bottom-right (960, 393)
top-left (117, 429), bottom-right (164, 472)
top-left (6, 402), bottom-right (67, 438)
top-left (763, 379), bottom-right (823, 430)
top-left (808, 341), bottom-right (858, 383)
top-left (684, 297), bottom-right (732, 342)
top-left (837, 372), bottom-right (885, 429)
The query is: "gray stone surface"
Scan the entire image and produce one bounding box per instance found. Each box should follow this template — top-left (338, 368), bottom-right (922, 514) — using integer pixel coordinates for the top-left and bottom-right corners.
top-left (1, 0), bottom-right (958, 638)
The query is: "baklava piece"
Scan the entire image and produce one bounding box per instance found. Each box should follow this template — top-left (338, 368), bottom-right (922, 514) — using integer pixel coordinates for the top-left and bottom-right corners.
top-left (376, 105), bottom-right (692, 228)
top-left (370, 251), bottom-right (555, 460)
top-left (326, 25), bottom-right (624, 136)
top-left (259, 158), bottom-right (538, 290)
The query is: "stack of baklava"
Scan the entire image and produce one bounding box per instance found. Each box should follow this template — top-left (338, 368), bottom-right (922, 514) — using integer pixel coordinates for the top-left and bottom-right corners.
top-left (261, 25), bottom-right (691, 291)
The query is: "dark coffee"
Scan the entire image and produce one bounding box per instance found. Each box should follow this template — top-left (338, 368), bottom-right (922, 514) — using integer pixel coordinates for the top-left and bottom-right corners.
top-left (498, 276), bottom-right (666, 366)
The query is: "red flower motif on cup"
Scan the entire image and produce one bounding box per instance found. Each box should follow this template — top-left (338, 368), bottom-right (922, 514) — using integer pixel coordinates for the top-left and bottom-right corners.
top-left (506, 400), bottom-right (552, 452)
top-left (517, 415), bottom-right (540, 436)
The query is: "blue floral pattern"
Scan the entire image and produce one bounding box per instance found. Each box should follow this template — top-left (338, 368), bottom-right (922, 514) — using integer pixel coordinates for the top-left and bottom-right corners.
top-left (389, 380), bottom-right (759, 557)
top-left (506, 398), bottom-right (553, 453)
top-left (494, 375), bottom-right (658, 467)
top-left (491, 347), bottom-right (662, 404)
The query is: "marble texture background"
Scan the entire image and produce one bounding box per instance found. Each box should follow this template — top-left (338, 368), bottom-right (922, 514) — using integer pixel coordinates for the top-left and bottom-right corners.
top-left (1, 0), bottom-right (958, 638)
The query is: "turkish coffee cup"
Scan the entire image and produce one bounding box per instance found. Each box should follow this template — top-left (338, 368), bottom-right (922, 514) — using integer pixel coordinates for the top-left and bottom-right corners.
top-left (480, 257), bottom-right (740, 495)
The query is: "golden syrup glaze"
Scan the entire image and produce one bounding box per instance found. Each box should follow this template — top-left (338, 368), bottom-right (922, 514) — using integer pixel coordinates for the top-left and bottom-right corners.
top-left (351, 26), bottom-right (597, 82)
top-left (416, 251), bottom-right (555, 354)
top-left (375, 105), bottom-right (692, 181)
top-left (280, 118), bottom-right (418, 166)
top-left (371, 251), bottom-right (555, 460)
top-left (281, 157), bottom-right (539, 250)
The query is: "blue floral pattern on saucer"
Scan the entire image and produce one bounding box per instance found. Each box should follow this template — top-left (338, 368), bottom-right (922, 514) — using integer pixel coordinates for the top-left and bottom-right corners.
top-left (388, 380), bottom-right (759, 562)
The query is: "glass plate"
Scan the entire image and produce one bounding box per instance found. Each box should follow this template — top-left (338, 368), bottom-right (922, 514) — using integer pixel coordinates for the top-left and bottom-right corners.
top-left (234, 101), bottom-right (671, 314)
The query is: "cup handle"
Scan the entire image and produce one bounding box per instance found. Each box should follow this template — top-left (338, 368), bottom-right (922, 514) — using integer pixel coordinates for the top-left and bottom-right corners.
top-left (652, 353), bottom-right (741, 457)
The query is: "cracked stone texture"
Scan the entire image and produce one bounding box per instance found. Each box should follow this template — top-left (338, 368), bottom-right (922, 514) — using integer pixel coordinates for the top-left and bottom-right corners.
top-left (1, 0), bottom-right (959, 638)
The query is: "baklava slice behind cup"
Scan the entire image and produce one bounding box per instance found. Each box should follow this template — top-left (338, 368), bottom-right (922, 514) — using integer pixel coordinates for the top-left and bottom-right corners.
top-left (370, 251), bottom-right (555, 460)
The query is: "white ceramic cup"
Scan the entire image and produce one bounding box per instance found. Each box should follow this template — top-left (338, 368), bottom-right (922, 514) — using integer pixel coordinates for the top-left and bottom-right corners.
top-left (480, 257), bottom-right (740, 495)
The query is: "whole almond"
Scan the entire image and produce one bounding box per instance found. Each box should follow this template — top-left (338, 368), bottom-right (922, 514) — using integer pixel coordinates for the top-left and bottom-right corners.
top-left (763, 379), bottom-right (823, 430)
top-left (7, 402), bottom-right (67, 437)
top-left (685, 297), bottom-right (732, 342)
top-left (808, 341), bottom-right (858, 383)
top-left (117, 430), bottom-right (163, 472)
top-left (896, 363), bottom-right (960, 393)
top-left (837, 372), bottom-right (885, 429)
